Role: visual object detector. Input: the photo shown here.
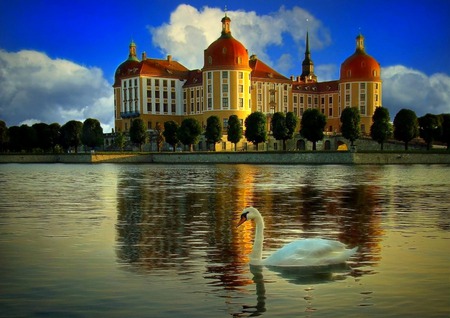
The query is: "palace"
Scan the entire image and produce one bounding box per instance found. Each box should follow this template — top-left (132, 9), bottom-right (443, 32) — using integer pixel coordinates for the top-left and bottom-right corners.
top-left (113, 14), bottom-right (382, 150)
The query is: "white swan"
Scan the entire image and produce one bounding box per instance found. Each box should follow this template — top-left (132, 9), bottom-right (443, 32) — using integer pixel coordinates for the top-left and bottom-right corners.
top-left (237, 207), bottom-right (357, 267)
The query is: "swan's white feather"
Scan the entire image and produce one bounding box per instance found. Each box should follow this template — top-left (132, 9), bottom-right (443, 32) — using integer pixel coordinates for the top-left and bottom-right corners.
top-left (262, 238), bottom-right (357, 267)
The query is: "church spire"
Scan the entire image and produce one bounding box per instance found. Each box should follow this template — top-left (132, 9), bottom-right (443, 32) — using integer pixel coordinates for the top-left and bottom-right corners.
top-left (300, 31), bottom-right (317, 82)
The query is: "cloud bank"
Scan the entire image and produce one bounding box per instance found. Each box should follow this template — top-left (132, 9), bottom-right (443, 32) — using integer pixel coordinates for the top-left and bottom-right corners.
top-left (0, 49), bottom-right (114, 132)
top-left (382, 66), bottom-right (450, 118)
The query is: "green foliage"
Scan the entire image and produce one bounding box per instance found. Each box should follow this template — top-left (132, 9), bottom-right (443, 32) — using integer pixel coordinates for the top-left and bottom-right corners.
top-left (272, 112), bottom-right (299, 151)
top-left (227, 115), bottom-right (242, 151)
top-left (393, 108), bottom-right (419, 150)
top-left (114, 132), bottom-right (126, 151)
top-left (81, 118), bottom-right (104, 150)
top-left (154, 122), bottom-right (164, 152)
top-left (129, 118), bottom-right (147, 151)
top-left (60, 120), bottom-right (83, 153)
top-left (439, 113), bottom-right (450, 150)
top-left (300, 108), bottom-right (326, 150)
top-left (370, 107), bottom-right (393, 150)
top-left (0, 120), bottom-right (9, 152)
top-left (178, 118), bottom-right (202, 151)
top-left (272, 112), bottom-right (288, 141)
top-left (418, 113), bottom-right (441, 150)
top-left (245, 111), bottom-right (267, 149)
top-left (48, 123), bottom-right (61, 152)
top-left (163, 120), bottom-right (180, 152)
top-left (204, 115), bottom-right (222, 151)
top-left (286, 112), bottom-right (299, 140)
top-left (340, 107), bottom-right (361, 146)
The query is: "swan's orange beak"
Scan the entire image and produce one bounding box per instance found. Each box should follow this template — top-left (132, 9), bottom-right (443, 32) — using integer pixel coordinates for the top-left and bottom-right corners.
top-left (237, 215), bottom-right (247, 227)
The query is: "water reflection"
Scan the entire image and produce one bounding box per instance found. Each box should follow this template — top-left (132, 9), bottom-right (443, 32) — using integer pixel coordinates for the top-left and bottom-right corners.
top-left (115, 165), bottom-right (385, 288)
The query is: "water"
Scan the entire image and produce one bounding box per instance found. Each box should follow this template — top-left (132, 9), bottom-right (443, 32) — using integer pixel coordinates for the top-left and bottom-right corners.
top-left (0, 163), bottom-right (449, 317)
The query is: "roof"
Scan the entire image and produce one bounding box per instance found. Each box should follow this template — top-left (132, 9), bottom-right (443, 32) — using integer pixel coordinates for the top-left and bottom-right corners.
top-left (183, 70), bottom-right (203, 88)
top-left (292, 80), bottom-right (339, 93)
top-left (113, 56), bottom-right (189, 87)
top-left (249, 56), bottom-right (290, 82)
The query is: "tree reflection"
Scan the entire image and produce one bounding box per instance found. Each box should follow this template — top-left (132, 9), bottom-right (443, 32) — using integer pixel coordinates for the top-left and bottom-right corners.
top-left (115, 164), bottom-right (384, 290)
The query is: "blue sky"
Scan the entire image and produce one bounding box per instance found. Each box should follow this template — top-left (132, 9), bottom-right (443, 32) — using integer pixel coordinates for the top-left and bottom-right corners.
top-left (1, 0), bottom-right (449, 132)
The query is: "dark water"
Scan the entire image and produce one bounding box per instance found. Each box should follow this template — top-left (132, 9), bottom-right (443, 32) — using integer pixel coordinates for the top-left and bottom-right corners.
top-left (0, 163), bottom-right (449, 317)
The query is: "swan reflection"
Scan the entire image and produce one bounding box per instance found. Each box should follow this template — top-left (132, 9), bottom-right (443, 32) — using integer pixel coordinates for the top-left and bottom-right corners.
top-left (237, 264), bottom-right (352, 317)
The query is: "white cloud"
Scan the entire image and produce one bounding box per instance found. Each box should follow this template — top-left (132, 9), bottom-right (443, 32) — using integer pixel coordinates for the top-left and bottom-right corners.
top-left (0, 49), bottom-right (114, 132)
top-left (149, 4), bottom-right (330, 73)
top-left (382, 65), bottom-right (450, 117)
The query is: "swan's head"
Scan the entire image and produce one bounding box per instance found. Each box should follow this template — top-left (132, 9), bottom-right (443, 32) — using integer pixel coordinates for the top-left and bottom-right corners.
top-left (237, 207), bottom-right (261, 227)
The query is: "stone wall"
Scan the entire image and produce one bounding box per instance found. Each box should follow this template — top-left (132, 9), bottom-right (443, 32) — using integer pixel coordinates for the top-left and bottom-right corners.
top-left (1, 152), bottom-right (448, 164)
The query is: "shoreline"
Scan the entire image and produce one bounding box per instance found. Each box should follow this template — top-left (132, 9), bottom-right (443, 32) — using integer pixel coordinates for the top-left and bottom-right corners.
top-left (0, 152), bottom-right (449, 165)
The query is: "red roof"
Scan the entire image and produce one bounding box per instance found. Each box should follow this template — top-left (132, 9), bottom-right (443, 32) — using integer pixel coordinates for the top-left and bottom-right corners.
top-left (249, 57), bottom-right (290, 82)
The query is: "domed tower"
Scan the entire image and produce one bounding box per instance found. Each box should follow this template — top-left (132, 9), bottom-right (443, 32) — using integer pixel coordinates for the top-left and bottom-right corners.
top-left (202, 14), bottom-right (252, 126)
top-left (113, 41), bottom-right (142, 131)
top-left (339, 34), bottom-right (382, 133)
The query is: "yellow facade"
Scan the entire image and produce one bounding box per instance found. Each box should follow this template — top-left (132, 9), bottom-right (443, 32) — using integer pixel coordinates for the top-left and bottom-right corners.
top-left (113, 15), bottom-right (382, 146)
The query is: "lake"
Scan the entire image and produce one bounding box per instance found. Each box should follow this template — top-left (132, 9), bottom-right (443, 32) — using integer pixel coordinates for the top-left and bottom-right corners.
top-left (0, 163), bottom-right (449, 317)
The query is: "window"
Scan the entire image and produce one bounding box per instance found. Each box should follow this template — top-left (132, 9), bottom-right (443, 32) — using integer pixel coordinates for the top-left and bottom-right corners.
top-left (223, 118), bottom-right (228, 129)
top-left (222, 97), bottom-right (229, 108)
top-left (239, 98), bottom-right (243, 108)
top-left (329, 96), bottom-right (332, 104)
top-left (163, 103), bottom-right (168, 113)
top-left (239, 72), bottom-right (243, 79)
top-left (163, 80), bottom-right (167, 87)
top-left (239, 85), bottom-right (243, 93)
top-left (208, 98), bottom-right (212, 109)
top-left (171, 103), bottom-right (176, 113)
top-left (155, 79), bottom-right (159, 87)
top-left (360, 83), bottom-right (366, 89)
top-left (155, 103), bottom-right (160, 112)
top-left (328, 108), bottom-right (333, 117)
top-left (207, 72), bottom-right (212, 79)
top-left (147, 102), bottom-right (152, 112)
top-left (222, 71), bottom-right (228, 79)
top-left (147, 90), bottom-right (152, 98)
top-left (223, 84), bottom-right (228, 93)
top-left (346, 83), bottom-right (350, 90)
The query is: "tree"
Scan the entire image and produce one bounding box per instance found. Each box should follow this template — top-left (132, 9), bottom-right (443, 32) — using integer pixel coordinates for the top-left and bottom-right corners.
top-left (154, 122), bottom-right (164, 152)
top-left (7, 126), bottom-right (22, 152)
top-left (60, 120), bottom-right (83, 153)
top-left (340, 107), bottom-right (361, 148)
top-left (300, 108), bottom-right (326, 151)
top-left (129, 118), bottom-right (147, 151)
top-left (393, 108), bottom-right (419, 150)
top-left (81, 118), bottom-right (104, 150)
top-left (163, 120), bottom-right (179, 152)
top-left (114, 131), bottom-right (126, 151)
top-left (48, 123), bottom-right (61, 152)
top-left (19, 124), bottom-right (37, 152)
top-left (286, 112), bottom-right (299, 146)
top-left (370, 107), bottom-right (393, 150)
top-left (245, 112), bottom-right (267, 150)
top-left (0, 120), bottom-right (9, 152)
top-left (178, 118), bottom-right (202, 152)
top-left (227, 115), bottom-right (242, 151)
top-left (271, 112), bottom-right (288, 150)
top-left (418, 113), bottom-right (441, 150)
top-left (204, 115), bottom-right (222, 151)
top-left (439, 113), bottom-right (450, 150)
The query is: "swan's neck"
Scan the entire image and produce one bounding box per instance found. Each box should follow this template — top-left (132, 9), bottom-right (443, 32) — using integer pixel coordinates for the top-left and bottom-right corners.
top-left (250, 215), bottom-right (264, 265)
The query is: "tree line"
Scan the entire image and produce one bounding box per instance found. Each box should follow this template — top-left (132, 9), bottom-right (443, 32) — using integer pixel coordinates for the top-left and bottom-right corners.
top-left (0, 119), bottom-right (103, 153)
top-left (1, 107), bottom-right (449, 153)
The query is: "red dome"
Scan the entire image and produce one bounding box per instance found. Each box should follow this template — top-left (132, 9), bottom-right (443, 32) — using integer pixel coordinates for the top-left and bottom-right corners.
top-left (203, 16), bottom-right (250, 71)
top-left (340, 34), bottom-right (380, 82)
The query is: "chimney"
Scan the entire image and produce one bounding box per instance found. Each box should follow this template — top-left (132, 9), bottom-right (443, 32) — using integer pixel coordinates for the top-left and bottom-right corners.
top-left (167, 55), bottom-right (172, 63)
top-left (141, 52), bottom-right (147, 60)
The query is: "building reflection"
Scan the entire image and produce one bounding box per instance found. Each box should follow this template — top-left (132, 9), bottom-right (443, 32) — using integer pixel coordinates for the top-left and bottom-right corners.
top-left (116, 164), bottom-right (384, 288)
